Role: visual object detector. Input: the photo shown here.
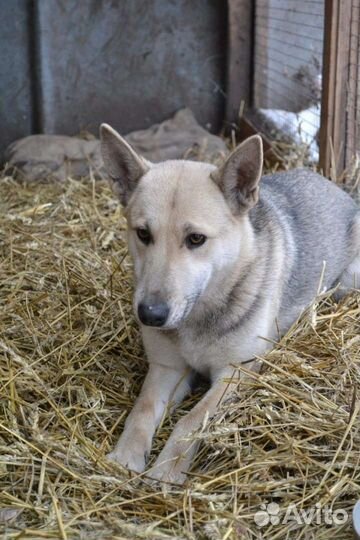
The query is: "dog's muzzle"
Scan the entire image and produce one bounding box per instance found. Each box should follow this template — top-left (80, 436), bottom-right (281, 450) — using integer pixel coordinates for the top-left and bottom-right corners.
top-left (138, 300), bottom-right (170, 327)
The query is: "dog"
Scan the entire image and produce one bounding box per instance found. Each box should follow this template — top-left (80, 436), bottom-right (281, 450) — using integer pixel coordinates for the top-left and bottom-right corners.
top-left (100, 123), bottom-right (360, 484)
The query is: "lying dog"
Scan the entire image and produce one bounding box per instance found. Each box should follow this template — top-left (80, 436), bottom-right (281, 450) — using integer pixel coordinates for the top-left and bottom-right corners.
top-left (100, 124), bottom-right (360, 484)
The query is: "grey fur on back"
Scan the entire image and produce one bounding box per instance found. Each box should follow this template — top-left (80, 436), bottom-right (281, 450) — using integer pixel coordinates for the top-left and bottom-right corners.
top-left (251, 169), bottom-right (359, 330)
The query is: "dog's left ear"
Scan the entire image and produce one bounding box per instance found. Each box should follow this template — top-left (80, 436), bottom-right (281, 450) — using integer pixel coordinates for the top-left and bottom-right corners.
top-left (211, 135), bottom-right (263, 214)
top-left (100, 123), bottom-right (150, 206)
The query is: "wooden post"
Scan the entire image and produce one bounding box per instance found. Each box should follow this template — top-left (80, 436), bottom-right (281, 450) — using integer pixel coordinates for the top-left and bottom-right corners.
top-left (346, 0), bottom-right (360, 167)
top-left (319, 0), bottom-right (352, 179)
top-left (226, 0), bottom-right (254, 127)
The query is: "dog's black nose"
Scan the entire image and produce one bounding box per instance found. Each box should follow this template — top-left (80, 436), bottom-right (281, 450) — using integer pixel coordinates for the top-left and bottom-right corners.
top-left (138, 301), bottom-right (170, 327)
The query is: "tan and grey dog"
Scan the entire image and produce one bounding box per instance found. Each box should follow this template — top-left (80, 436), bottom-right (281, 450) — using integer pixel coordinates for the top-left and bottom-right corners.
top-left (100, 123), bottom-right (360, 484)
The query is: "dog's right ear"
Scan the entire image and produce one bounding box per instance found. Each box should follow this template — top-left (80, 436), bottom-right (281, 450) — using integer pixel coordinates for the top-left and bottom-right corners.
top-left (100, 123), bottom-right (150, 206)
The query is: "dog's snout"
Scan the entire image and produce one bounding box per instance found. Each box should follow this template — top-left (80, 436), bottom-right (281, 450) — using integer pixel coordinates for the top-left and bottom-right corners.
top-left (138, 301), bottom-right (170, 327)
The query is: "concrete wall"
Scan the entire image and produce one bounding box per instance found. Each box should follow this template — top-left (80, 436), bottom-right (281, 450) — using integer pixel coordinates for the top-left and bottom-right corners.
top-left (0, 0), bottom-right (227, 156)
top-left (0, 0), bottom-right (33, 157)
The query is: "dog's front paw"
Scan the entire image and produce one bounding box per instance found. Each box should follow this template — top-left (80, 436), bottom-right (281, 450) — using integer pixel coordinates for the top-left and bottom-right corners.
top-left (148, 456), bottom-right (188, 485)
top-left (106, 446), bottom-right (147, 474)
top-left (149, 466), bottom-right (187, 485)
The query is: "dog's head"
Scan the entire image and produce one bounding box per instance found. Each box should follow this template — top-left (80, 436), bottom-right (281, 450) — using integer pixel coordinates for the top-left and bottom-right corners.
top-left (100, 124), bottom-right (263, 329)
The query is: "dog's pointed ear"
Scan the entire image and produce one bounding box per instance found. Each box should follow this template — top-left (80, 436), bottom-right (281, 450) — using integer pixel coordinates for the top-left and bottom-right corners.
top-left (100, 123), bottom-right (150, 205)
top-left (211, 135), bottom-right (263, 214)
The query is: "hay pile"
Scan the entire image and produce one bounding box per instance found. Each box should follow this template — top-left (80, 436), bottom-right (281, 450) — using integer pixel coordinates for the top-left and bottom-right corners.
top-left (0, 168), bottom-right (360, 539)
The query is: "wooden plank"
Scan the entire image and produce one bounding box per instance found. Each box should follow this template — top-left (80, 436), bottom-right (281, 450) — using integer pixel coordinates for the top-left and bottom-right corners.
top-left (257, 0), bottom-right (323, 13)
top-left (254, 0), bottom-right (324, 112)
top-left (256, 15), bottom-right (324, 40)
top-left (345, 0), bottom-right (360, 166)
top-left (319, 0), bottom-right (352, 178)
top-left (254, 38), bottom-right (322, 73)
top-left (357, 1), bottom-right (360, 160)
top-left (257, 2), bottom-right (324, 18)
top-left (254, 0), bottom-right (270, 108)
top-left (226, 0), bottom-right (254, 125)
top-left (254, 45), bottom-right (323, 112)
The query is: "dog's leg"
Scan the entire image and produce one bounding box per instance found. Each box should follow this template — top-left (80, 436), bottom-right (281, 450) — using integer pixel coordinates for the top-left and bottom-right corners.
top-left (334, 255), bottom-right (360, 299)
top-left (334, 215), bottom-right (360, 300)
top-left (106, 363), bottom-right (191, 473)
top-left (149, 365), bottom-right (250, 484)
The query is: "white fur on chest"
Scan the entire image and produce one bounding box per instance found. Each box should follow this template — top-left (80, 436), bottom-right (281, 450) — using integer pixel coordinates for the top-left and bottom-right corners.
top-left (176, 303), bottom-right (277, 375)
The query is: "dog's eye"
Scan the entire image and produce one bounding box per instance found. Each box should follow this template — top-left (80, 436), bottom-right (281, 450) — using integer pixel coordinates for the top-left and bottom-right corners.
top-left (186, 233), bottom-right (207, 249)
top-left (136, 227), bottom-right (151, 245)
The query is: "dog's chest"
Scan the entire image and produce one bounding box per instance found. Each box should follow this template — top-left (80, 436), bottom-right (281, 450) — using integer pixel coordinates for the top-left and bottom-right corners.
top-left (174, 295), bottom-right (283, 375)
top-left (176, 331), bottom-right (214, 374)
top-left (176, 325), bottom-right (263, 375)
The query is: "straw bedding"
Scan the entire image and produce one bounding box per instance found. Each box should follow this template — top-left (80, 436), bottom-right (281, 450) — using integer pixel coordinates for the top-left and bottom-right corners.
top-left (0, 165), bottom-right (359, 539)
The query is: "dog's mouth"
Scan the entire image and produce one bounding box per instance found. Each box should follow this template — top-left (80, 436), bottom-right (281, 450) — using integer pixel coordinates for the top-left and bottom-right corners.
top-left (162, 292), bottom-right (202, 329)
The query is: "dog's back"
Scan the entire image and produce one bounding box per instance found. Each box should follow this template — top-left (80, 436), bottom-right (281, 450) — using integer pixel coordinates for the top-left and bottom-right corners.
top-left (251, 169), bottom-right (360, 330)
